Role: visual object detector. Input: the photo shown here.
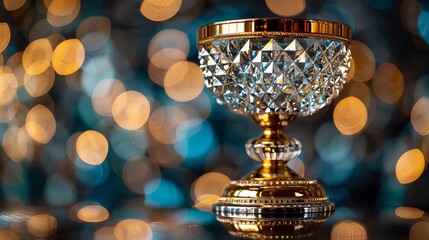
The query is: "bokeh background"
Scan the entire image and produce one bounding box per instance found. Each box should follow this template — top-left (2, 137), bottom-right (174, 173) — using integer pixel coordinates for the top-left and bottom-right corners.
top-left (0, 0), bottom-right (429, 239)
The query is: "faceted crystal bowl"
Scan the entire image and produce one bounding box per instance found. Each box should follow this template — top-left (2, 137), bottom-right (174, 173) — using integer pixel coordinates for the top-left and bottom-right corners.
top-left (198, 19), bottom-right (352, 117)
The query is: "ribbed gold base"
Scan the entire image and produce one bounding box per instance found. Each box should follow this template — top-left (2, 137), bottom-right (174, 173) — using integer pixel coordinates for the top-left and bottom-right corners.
top-left (216, 217), bottom-right (328, 239)
top-left (211, 162), bottom-right (334, 238)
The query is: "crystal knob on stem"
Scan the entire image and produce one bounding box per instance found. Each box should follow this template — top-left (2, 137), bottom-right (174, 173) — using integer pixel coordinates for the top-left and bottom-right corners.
top-left (246, 113), bottom-right (301, 162)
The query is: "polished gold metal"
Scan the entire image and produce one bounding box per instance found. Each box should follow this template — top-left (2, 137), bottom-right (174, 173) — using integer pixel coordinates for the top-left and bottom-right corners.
top-left (211, 114), bottom-right (335, 238)
top-left (217, 217), bottom-right (328, 239)
top-left (198, 18), bottom-right (352, 44)
top-left (246, 114), bottom-right (301, 162)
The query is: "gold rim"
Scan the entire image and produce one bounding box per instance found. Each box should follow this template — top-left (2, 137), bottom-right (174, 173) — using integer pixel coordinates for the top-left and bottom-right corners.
top-left (198, 18), bottom-right (352, 44)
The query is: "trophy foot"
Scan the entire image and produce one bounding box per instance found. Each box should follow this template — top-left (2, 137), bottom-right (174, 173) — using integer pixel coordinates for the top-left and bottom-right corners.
top-left (211, 114), bottom-right (335, 238)
top-left (211, 161), bottom-right (334, 238)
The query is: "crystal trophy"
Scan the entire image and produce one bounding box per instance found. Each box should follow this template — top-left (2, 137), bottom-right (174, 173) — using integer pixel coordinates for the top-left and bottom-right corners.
top-left (198, 18), bottom-right (352, 238)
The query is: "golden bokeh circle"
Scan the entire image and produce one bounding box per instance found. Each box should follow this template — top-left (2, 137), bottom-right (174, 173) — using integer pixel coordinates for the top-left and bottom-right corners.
top-left (149, 106), bottom-right (188, 144)
top-left (27, 214), bottom-right (57, 238)
top-left (6, 51), bottom-right (26, 86)
top-left (25, 104), bottom-right (56, 144)
top-left (410, 221), bottom-right (429, 240)
top-left (194, 194), bottom-right (219, 212)
top-left (76, 130), bottom-right (109, 165)
top-left (47, 0), bottom-right (79, 16)
top-left (0, 23), bottom-right (11, 53)
top-left (114, 219), bottom-right (153, 240)
top-left (150, 48), bottom-right (187, 70)
top-left (0, 66), bottom-right (18, 106)
top-left (395, 206), bottom-right (424, 219)
top-left (372, 62), bottom-right (404, 104)
top-left (52, 39), bottom-right (85, 75)
top-left (47, 0), bottom-right (81, 27)
top-left (192, 172), bottom-right (230, 200)
top-left (148, 61), bottom-right (167, 86)
top-left (94, 226), bottom-right (115, 240)
top-left (395, 148), bottom-right (425, 184)
top-left (91, 78), bottom-right (126, 117)
top-left (76, 16), bottom-right (111, 51)
top-left (22, 38), bottom-right (53, 76)
top-left (148, 29), bottom-right (189, 60)
top-left (122, 157), bottom-right (160, 195)
top-left (0, 96), bottom-right (19, 123)
top-left (77, 205), bottom-right (109, 223)
top-left (0, 229), bottom-right (20, 240)
top-left (351, 41), bottom-right (376, 82)
top-left (265, 0), bottom-right (306, 17)
top-left (164, 61), bottom-right (204, 102)
top-left (140, 0), bottom-right (182, 22)
top-left (411, 97), bottom-right (429, 136)
top-left (24, 66), bottom-right (55, 97)
top-left (2, 125), bottom-right (32, 162)
top-left (112, 91), bottom-right (150, 131)
top-left (333, 97), bottom-right (368, 135)
top-left (3, 0), bottom-right (26, 11)
top-left (331, 220), bottom-right (367, 240)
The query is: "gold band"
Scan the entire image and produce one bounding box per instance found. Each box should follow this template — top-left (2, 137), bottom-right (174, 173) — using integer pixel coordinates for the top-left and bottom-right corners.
top-left (198, 18), bottom-right (352, 44)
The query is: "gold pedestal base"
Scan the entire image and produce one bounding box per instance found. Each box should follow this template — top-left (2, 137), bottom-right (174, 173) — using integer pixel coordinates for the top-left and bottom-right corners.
top-left (212, 162), bottom-right (334, 238)
top-left (211, 114), bottom-right (334, 238)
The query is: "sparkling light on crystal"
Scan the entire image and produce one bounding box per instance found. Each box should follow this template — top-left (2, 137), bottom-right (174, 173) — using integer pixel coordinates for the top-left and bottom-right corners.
top-left (199, 38), bottom-right (351, 116)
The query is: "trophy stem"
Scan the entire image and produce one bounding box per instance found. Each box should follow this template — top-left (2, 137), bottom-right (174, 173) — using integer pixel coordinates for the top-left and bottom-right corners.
top-left (245, 113), bottom-right (302, 164)
top-left (211, 114), bottom-right (335, 238)
top-left (245, 160), bottom-right (304, 181)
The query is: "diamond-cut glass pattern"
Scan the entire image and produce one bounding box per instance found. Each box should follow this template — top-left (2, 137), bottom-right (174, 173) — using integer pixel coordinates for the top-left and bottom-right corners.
top-left (198, 38), bottom-right (352, 116)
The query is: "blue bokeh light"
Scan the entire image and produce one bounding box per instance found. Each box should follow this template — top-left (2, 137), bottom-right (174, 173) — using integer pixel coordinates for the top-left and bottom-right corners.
top-left (78, 95), bottom-right (110, 129)
top-left (145, 178), bottom-right (184, 208)
top-left (175, 120), bottom-right (215, 168)
top-left (315, 121), bottom-right (354, 163)
top-left (418, 10), bottom-right (429, 44)
top-left (74, 158), bottom-right (110, 187)
top-left (110, 128), bottom-right (147, 161)
top-left (173, 209), bottom-right (214, 225)
top-left (44, 174), bottom-right (76, 205)
top-left (318, 152), bottom-right (356, 186)
top-left (1, 161), bottom-right (28, 204)
top-left (81, 56), bottom-right (115, 97)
